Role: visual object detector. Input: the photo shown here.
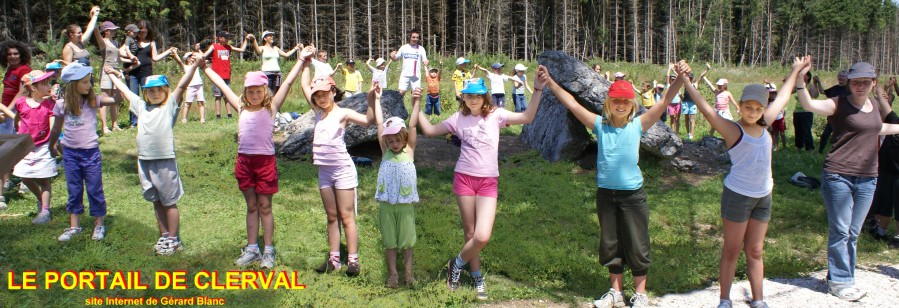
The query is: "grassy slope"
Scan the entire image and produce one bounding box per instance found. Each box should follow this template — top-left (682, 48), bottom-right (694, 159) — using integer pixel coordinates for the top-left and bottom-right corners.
top-left (1, 56), bottom-right (898, 306)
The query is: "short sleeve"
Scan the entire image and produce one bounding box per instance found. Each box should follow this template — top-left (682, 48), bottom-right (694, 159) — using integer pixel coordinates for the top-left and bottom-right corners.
top-left (452, 71), bottom-right (462, 82)
top-left (634, 116), bottom-right (644, 136)
top-left (442, 112), bottom-right (461, 135)
top-left (420, 49), bottom-right (428, 62)
top-left (494, 108), bottom-right (509, 128)
top-left (52, 99), bottom-right (65, 117)
top-left (128, 91), bottom-right (145, 115)
top-left (593, 115), bottom-right (603, 135)
top-left (13, 96), bottom-right (26, 113)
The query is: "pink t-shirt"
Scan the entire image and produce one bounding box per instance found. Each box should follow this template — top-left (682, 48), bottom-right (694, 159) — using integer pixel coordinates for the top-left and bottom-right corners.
top-left (14, 97), bottom-right (55, 146)
top-left (312, 111), bottom-right (352, 166)
top-left (442, 109), bottom-right (509, 177)
top-left (715, 91), bottom-right (731, 111)
top-left (237, 108), bottom-right (275, 155)
top-left (53, 97), bottom-right (100, 149)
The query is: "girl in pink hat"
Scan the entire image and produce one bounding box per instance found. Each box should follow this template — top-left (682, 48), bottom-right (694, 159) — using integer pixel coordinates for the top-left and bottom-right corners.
top-left (299, 45), bottom-right (375, 277)
top-left (202, 46), bottom-right (311, 269)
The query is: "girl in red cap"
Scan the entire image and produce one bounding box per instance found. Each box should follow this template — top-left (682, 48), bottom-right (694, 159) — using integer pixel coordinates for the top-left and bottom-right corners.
top-left (540, 62), bottom-right (681, 308)
top-left (201, 46), bottom-right (312, 269)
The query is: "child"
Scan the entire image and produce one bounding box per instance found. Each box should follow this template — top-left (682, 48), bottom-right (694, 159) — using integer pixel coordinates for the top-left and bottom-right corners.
top-left (638, 82), bottom-right (656, 109)
top-left (702, 77), bottom-right (740, 136)
top-left (654, 83), bottom-right (667, 122)
top-left (424, 66), bottom-right (441, 118)
top-left (49, 63), bottom-right (118, 241)
top-left (201, 30), bottom-right (250, 119)
top-left (203, 46), bottom-right (308, 269)
top-left (173, 51), bottom-right (206, 123)
top-left (541, 62), bottom-right (678, 308)
top-left (8, 70), bottom-right (58, 223)
top-left (678, 58), bottom-right (805, 308)
top-left (299, 45), bottom-right (375, 277)
top-left (452, 57), bottom-right (473, 105)
top-left (665, 65), bottom-right (683, 133)
top-left (510, 64), bottom-right (533, 112)
top-left (417, 77), bottom-right (544, 300)
top-left (372, 85), bottom-right (421, 288)
top-left (366, 57), bottom-right (392, 89)
top-left (104, 56), bottom-right (200, 255)
top-left (311, 50), bottom-right (337, 79)
top-left (45, 62), bottom-right (63, 99)
top-left (475, 63), bottom-right (513, 109)
top-left (334, 60), bottom-right (364, 96)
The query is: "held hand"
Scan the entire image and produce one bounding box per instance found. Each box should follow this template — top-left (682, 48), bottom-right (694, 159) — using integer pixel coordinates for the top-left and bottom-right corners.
top-left (411, 88), bottom-right (422, 102)
top-left (798, 56), bottom-right (813, 77)
top-left (536, 65), bottom-right (552, 87)
top-left (791, 56), bottom-right (805, 70)
top-left (50, 144), bottom-right (60, 158)
top-left (668, 63), bottom-right (675, 70)
top-left (90, 6), bottom-right (100, 17)
top-left (193, 43), bottom-right (201, 51)
top-left (103, 66), bottom-right (119, 77)
top-left (389, 51), bottom-right (397, 59)
top-left (299, 46), bottom-right (315, 61)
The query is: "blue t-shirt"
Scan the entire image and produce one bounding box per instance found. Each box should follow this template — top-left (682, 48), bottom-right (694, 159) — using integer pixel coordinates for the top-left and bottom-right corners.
top-left (594, 115), bottom-right (644, 190)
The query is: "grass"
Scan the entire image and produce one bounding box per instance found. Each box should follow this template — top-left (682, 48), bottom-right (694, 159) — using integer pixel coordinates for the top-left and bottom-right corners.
top-left (2, 57), bottom-right (899, 306)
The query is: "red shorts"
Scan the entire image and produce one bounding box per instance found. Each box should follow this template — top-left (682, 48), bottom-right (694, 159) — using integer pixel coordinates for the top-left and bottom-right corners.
top-left (771, 118), bottom-right (786, 132)
top-left (452, 172), bottom-right (498, 198)
top-left (235, 154), bottom-right (279, 195)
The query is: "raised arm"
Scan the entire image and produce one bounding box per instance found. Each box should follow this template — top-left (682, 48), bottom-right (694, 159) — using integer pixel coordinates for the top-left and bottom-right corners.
top-left (201, 44), bottom-right (215, 58)
top-left (105, 67), bottom-right (139, 102)
top-left (0, 100), bottom-right (14, 119)
top-left (279, 44), bottom-right (301, 57)
top-left (92, 22), bottom-right (106, 50)
top-left (541, 65), bottom-right (597, 129)
top-left (272, 48), bottom-right (311, 111)
top-left (230, 35), bottom-right (251, 52)
top-left (474, 64), bottom-right (490, 75)
top-left (372, 85), bottom-right (387, 153)
top-left (666, 63), bottom-right (674, 86)
top-left (676, 61), bottom-right (740, 144)
top-left (365, 58), bottom-right (375, 70)
top-left (765, 56), bottom-right (807, 124)
top-left (81, 6), bottom-right (100, 45)
top-left (408, 88), bottom-right (420, 150)
top-left (795, 57), bottom-right (837, 116)
top-left (151, 43), bottom-right (175, 62)
top-left (250, 36), bottom-right (263, 54)
top-left (506, 72), bottom-right (545, 125)
top-left (416, 110), bottom-right (451, 137)
top-left (298, 46), bottom-right (319, 112)
top-left (202, 64), bottom-right (241, 111)
top-left (645, 66), bottom-right (685, 131)
top-left (170, 58), bottom-right (199, 107)
top-left (701, 76), bottom-right (716, 92)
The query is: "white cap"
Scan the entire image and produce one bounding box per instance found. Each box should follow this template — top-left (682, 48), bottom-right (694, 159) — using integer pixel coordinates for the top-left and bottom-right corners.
top-left (455, 57), bottom-right (471, 66)
top-left (375, 58), bottom-right (385, 67)
top-left (514, 63), bottom-right (527, 71)
top-left (715, 78), bottom-right (728, 86)
top-left (614, 72), bottom-right (625, 78)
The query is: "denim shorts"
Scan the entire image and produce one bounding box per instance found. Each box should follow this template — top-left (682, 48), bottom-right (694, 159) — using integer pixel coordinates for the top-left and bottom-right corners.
top-left (720, 186), bottom-right (772, 222)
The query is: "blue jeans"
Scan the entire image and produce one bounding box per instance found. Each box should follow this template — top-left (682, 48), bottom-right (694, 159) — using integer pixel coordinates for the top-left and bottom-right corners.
top-left (821, 171), bottom-right (877, 287)
top-left (0, 108), bottom-right (15, 134)
top-left (127, 75), bottom-right (142, 127)
top-left (425, 95), bottom-right (441, 115)
top-left (63, 147), bottom-right (107, 217)
top-left (513, 94), bottom-right (527, 112)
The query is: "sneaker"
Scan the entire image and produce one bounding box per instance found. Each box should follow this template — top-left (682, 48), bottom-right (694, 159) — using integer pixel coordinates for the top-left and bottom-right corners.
top-left (346, 261), bottom-right (361, 277)
top-left (153, 236), bottom-right (168, 253)
top-left (688, 133), bottom-right (694, 140)
top-left (592, 288), bottom-right (625, 308)
top-left (0, 197), bottom-right (6, 210)
top-left (32, 209), bottom-right (51, 224)
top-left (828, 285), bottom-right (866, 301)
top-left (19, 182), bottom-right (29, 193)
top-left (446, 259), bottom-right (462, 291)
top-left (260, 250), bottom-right (275, 269)
top-left (717, 299), bottom-right (733, 308)
top-left (749, 300), bottom-right (769, 308)
top-left (315, 257), bottom-right (341, 273)
top-left (157, 238), bottom-right (183, 256)
top-left (474, 276), bottom-right (487, 300)
top-left (58, 227), bottom-right (82, 241)
top-left (235, 247), bottom-right (262, 266)
top-left (91, 225), bottom-right (106, 240)
top-left (386, 273), bottom-right (399, 288)
top-left (630, 292), bottom-right (649, 308)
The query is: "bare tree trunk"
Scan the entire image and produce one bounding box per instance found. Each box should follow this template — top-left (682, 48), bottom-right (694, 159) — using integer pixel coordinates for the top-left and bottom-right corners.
top-left (368, 0), bottom-right (372, 59)
top-left (279, 0), bottom-right (284, 49)
top-left (524, 0), bottom-right (529, 60)
top-left (23, 0), bottom-right (31, 43)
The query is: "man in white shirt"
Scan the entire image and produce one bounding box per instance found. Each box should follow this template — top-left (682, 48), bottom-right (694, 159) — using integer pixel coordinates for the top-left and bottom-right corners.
top-left (389, 29), bottom-right (429, 96)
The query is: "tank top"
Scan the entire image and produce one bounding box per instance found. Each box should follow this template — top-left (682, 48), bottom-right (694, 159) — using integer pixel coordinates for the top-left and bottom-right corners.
top-left (67, 43), bottom-right (91, 66)
top-left (375, 149), bottom-right (419, 204)
top-left (715, 91), bottom-right (730, 111)
top-left (723, 125), bottom-right (773, 198)
top-left (237, 108), bottom-right (275, 155)
top-left (260, 47), bottom-right (280, 72)
top-left (135, 41), bottom-right (153, 78)
top-left (312, 111), bottom-right (352, 166)
top-left (102, 39), bottom-right (121, 69)
top-left (824, 95), bottom-right (883, 177)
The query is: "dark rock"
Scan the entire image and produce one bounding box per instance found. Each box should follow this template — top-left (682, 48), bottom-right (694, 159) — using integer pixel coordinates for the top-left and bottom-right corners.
top-left (280, 90), bottom-right (408, 160)
top-left (521, 50), bottom-right (682, 161)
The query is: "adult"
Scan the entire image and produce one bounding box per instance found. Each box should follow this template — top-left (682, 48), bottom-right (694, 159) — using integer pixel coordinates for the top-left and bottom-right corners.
top-left (0, 40), bottom-right (33, 210)
top-left (250, 31), bottom-right (301, 95)
top-left (202, 30), bottom-right (249, 119)
top-left (126, 19), bottom-right (176, 127)
top-left (389, 29), bottom-right (429, 96)
top-left (869, 85), bottom-right (899, 245)
top-left (796, 60), bottom-right (899, 302)
top-left (93, 20), bottom-right (132, 134)
top-left (819, 70), bottom-right (849, 153)
top-left (792, 71), bottom-right (820, 151)
top-left (60, 6), bottom-right (100, 67)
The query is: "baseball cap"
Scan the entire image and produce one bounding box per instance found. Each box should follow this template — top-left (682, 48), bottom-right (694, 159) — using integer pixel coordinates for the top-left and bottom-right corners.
top-left (346, 59), bottom-right (355, 65)
top-left (100, 21), bottom-right (119, 32)
top-left (847, 62), bottom-right (876, 79)
top-left (491, 63), bottom-right (503, 69)
top-left (655, 83), bottom-right (665, 89)
top-left (460, 78), bottom-right (488, 95)
top-left (310, 77), bottom-right (336, 94)
top-left (124, 24), bottom-right (139, 33)
top-left (514, 64), bottom-right (527, 72)
top-left (614, 72), bottom-right (625, 78)
top-left (216, 30), bottom-right (233, 38)
top-left (455, 57), bottom-right (471, 66)
top-left (740, 84), bottom-right (769, 106)
top-left (607, 80), bottom-right (636, 99)
top-left (715, 79), bottom-right (728, 86)
top-left (244, 71), bottom-right (269, 87)
top-left (23, 70), bottom-right (55, 86)
top-left (60, 63), bottom-right (93, 83)
top-left (261, 31), bottom-right (275, 39)
top-left (45, 62), bottom-right (63, 71)
top-left (381, 116), bottom-right (407, 136)
top-left (141, 75), bottom-right (170, 88)
top-left (375, 58), bottom-right (386, 67)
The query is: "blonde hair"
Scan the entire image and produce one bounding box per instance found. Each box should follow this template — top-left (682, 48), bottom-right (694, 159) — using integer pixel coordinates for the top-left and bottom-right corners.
top-left (141, 86), bottom-right (171, 106)
top-left (63, 81), bottom-right (97, 116)
top-left (601, 97), bottom-right (639, 125)
top-left (383, 128), bottom-right (410, 149)
top-left (242, 86), bottom-right (273, 110)
top-left (459, 93), bottom-right (496, 117)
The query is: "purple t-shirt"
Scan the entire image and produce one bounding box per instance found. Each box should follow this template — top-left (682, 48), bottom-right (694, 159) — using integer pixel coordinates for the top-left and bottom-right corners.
top-left (53, 97), bottom-right (100, 149)
top-left (442, 108), bottom-right (509, 177)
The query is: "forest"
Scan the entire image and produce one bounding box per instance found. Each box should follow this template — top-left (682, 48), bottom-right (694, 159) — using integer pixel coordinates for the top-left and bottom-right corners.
top-left (2, 0), bottom-right (899, 73)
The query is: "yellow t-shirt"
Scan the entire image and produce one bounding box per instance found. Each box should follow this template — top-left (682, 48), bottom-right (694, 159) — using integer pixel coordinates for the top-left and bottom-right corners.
top-left (452, 69), bottom-right (472, 96)
top-left (342, 68), bottom-right (364, 92)
top-left (640, 90), bottom-right (655, 107)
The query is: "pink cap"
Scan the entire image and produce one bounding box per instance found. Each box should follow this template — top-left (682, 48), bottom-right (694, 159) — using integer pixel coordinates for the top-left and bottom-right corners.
top-left (244, 71), bottom-right (269, 87)
top-left (381, 117), bottom-right (406, 136)
top-left (23, 70), bottom-right (56, 86)
top-left (310, 77), bottom-right (336, 94)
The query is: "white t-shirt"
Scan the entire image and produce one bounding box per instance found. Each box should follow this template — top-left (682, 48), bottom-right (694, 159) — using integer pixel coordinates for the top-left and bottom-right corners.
top-left (188, 69), bottom-right (204, 86)
top-left (311, 59), bottom-right (334, 78)
top-left (486, 73), bottom-right (509, 95)
top-left (371, 67), bottom-right (388, 87)
top-left (395, 44), bottom-right (427, 78)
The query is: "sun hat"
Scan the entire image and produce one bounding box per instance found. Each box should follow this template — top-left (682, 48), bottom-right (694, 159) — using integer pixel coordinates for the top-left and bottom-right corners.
top-left (455, 57), bottom-right (471, 66)
top-left (847, 62), bottom-right (876, 79)
top-left (375, 58), bottom-right (386, 67)
top-left (460, 78), bottom-right (488, 95)
top-left (100, 21), bottom-right (119, 32)
top-left (261, 31), bottom-right (275, 39)
top-left (310, 76), bottom-right (336, 94)
top-left (45, 62), bottom-right (63, 71)
top-left (23, 70), bottom-right (55, 86)
top-left (514, 64), bottom-right (527, 72)
top-left (244, 71), bottom-right (269, 87)
top-left (141, 75), bottom-right (170, 88)
top-left (491, 63), bottom-right (503, 69)
top-left (740, 84), bottom-right (769, 107)
top-left (715, 78), bottom-right (728, 86)
top-left (60, 63), bottom-right (93, 83)
top-left (381, 117), bottom-right (407, 136)
top-left (607, 80), bottom-right (636, 99)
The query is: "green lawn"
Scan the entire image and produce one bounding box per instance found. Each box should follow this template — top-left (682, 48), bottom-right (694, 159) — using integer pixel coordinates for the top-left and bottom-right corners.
top-left (2, 58), bottom-right (899, 306)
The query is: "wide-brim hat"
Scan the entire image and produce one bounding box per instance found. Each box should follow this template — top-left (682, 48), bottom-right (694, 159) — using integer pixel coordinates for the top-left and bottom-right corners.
top-left (460, 78), bottom-right (488, 95)
top-left (60, 63), bottom-right (93, 83)
top-left (141, 75), bottom-right (170, 88)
